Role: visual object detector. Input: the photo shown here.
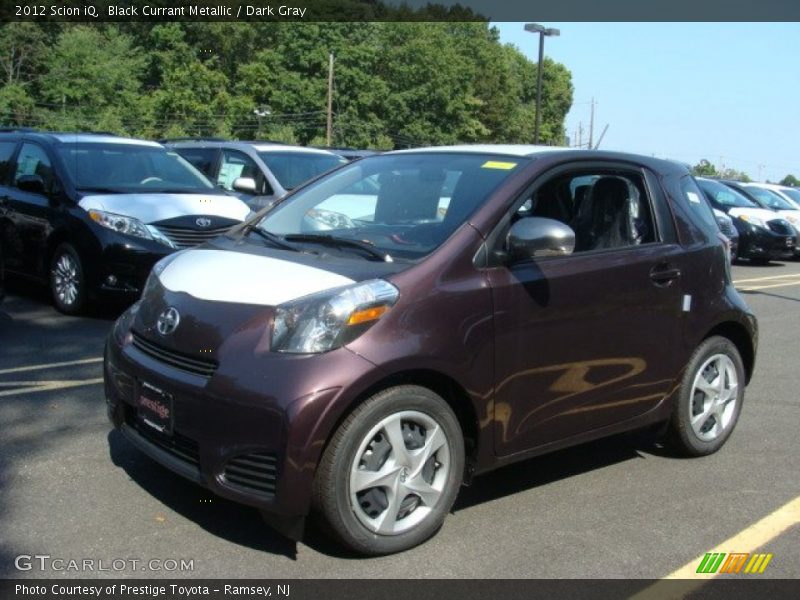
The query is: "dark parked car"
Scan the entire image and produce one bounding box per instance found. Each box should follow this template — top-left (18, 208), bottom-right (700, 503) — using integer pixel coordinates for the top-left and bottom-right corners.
top-left (0, 131), bottom-right (250, 314)
top-left (106, 146), bottom-right (757, 555)
top-left (696, 177), bottom-right (795, 264)
top-left (165, 139), bottom-right (347, 211)
top-left (712, 207), bottom-right (739, 262)
top-left (0, 238), bottom-right (5, 304)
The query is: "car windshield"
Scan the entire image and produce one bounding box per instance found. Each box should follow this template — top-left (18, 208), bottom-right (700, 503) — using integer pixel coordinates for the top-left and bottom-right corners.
top-left (779, 187), bottom-right (800, 205)
top-left (698, 179), bottom-right (758, 208)
top-left (746, 186), bottom-right (795, 210)
top-left (258, 151), bottom-right (347, 190)
top-left (57, 143), bottom-right (216, 193)
top-left (255, 152), bottom-right (528, 260)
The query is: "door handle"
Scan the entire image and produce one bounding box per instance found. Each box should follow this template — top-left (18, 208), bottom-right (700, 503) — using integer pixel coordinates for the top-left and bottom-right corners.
top-left (650, 263), bottom-right (681, 285)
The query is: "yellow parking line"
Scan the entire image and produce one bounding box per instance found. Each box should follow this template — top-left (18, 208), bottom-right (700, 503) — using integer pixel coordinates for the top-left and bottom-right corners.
top-left (733, 273), bottom-right (800, 284)
top-left (0, 357), bottom-right (102, 376)
top-left (631, 496), bottom-right (800, 599)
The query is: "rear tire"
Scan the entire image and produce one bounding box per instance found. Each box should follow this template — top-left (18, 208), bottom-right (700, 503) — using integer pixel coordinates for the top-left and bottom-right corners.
top-left (313, 385), bottom-right (464, 555)
top-left (50, 243), bottom-right (87, 315)
top-left (667, 336), bottom-right (745, 457)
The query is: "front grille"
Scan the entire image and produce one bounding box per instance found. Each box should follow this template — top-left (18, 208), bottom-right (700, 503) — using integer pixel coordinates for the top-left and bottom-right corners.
top-left (767, 219), bottom-right (793, 235)
top-left (153, 224), bottom-right (233, 249)
top-left (222, 452), bottom-right (277, 497)
top-left (124, 406), bottom-right (200, 468)
top-left (131, 331), bottom-right (217, 378)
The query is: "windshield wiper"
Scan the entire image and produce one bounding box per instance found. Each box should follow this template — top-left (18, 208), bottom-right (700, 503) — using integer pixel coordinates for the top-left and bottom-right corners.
top-left (245, 226), bottom-right (299, 252)
top-left (284, 234), bottom-right (392, 262)
top-left (77, 186), bottom-right (124, 194)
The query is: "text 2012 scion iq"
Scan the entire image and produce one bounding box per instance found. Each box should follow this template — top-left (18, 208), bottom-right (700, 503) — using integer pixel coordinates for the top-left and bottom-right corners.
top-left (105, 146), bottom-right (757, 555)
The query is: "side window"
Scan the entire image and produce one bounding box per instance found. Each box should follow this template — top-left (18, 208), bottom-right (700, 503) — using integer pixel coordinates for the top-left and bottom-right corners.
top-left (514, 170), bottom-right (656, 254)
top-left (174, 148), bottom-right (218, 178)
top-left (217, 150), bottom-right (270, 195)
top-left (13, 143), bottom-right (54, 192)
top-left (680, 176), bottom-right (719, 238)
top-left (0, 141), bottom-right (17, 183)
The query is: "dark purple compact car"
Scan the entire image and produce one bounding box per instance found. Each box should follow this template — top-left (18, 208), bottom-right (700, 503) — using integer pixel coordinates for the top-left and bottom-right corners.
top-left (105, 145), bottom-right (757, 555)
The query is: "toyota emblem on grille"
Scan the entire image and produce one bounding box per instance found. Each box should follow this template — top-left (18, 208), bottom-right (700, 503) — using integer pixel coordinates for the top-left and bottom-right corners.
top-left (196, 217), bottom-right (212, 228)
top-left (156, 307), bottom-right (181, 335)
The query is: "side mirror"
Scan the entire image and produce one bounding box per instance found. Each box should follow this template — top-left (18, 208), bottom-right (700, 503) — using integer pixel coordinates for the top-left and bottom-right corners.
top-left (17, 174), bottom-right (47, 195)
top-left (232, 177), bottom-right (257, 194)
top-left (506, 217), bottom-right (575, 261)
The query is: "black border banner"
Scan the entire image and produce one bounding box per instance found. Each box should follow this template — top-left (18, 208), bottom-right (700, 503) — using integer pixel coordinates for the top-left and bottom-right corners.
top-left (2, 0), bottom-right (800, 22)
top-left (3, 579), bottom-right (800, 600)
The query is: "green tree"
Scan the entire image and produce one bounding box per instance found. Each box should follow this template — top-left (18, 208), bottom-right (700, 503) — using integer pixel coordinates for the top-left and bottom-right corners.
top-left (780, 174), bottom-right (800, 187)
top-left (692, 159), bottom-right (719, 178)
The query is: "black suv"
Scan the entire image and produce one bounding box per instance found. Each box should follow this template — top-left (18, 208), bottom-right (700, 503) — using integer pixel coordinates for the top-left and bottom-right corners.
top-left (0, 131), bottom-right (251, 314)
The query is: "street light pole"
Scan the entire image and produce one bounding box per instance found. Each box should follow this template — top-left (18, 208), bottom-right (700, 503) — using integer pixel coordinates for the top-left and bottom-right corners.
top-left (524, 23), bottom-right (560, 145)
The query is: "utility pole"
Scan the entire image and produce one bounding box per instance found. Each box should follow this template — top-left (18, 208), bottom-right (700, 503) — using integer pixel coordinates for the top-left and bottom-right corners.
top-left (326, 52), bottom-right (334, 147)
top-left (577, 122), bottom-right (583, 149)
top-left (588, 98), bottom-right (595, 150)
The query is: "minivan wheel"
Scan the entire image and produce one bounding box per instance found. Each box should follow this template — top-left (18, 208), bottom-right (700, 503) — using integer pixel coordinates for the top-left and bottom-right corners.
top-left (50, 243), bottom-right (87, 315)
top-left (313, 385), bottom-right (464, 555)
top-left (667, 336), bottom-right (745, 457)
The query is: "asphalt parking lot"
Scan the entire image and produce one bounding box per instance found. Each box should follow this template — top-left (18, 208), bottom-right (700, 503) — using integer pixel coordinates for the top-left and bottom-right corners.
top-left (1, 262), bottom-right (798, 580)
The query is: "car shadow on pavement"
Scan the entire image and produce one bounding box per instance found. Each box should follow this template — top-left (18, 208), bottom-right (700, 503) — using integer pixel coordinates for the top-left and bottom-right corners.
top-left (739, 289), bottom-right (800, 304)
top-left (107, 430), bottom-right (299, 560)
top-left (453, 432), bottom-right (653, 511)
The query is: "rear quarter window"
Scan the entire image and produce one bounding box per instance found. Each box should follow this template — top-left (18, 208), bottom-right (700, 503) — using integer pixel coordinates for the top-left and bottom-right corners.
top-left (681, 176), bottom-right (719, 237)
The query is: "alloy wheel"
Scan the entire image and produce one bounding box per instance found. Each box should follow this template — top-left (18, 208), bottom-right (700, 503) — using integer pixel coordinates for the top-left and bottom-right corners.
top-left (349, 410), bottom-right (450, 535)
top-left (53, 252), bottom-right (80, 307)
top-left (689, 353), bottom-right (739, 442)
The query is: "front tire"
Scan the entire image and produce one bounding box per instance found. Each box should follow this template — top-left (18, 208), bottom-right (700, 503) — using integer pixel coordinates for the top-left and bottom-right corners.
top-left (50, 243), bottom-right (87, 315)
top-left (667, 336), bottom-right (745, 456)
top-left (313, 385), bottom-right (464, 555)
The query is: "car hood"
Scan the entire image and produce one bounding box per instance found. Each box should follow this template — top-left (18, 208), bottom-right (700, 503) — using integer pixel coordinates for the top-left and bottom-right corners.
top-left (133, 242), bottom-right (405, 360)
top-left (727, 207), bottom-right (781, 222)
top-left (157, 247), bottom-right (357, 306)
top-left (78, 193), bottom-right (250, 224)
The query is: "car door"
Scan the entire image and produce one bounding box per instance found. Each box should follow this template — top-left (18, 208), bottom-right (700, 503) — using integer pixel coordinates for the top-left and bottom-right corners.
top-left (0, 139), bottom-right (20, 270)
top-left (218, 149), bottom-right (276, 210)
top-left (486, 163), bottom-right (685, 457)
top-left (5, 142), bottom-right (57, 276)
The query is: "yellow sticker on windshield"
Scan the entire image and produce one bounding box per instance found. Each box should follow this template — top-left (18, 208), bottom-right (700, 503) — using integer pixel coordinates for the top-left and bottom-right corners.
top-left (481, 161), bottom-right (518, 170)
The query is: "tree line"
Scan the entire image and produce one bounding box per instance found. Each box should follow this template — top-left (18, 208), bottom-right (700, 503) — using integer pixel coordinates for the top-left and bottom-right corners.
top-left (0, 21), bottom-right (574, 149)
top-left (691, 159), bottom-right (798, 186)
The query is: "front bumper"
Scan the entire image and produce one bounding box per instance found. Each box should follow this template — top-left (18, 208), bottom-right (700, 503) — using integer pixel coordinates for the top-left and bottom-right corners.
top-left (737, 227), bottom-right (795, 261)
top-left (92, 233), bottom-right (173, 297)
top-left (104, 316), bottom-right (377, 517)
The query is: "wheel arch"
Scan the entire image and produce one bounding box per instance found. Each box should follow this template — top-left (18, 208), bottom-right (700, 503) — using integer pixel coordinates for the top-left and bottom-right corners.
top-left (324, 368), bottom-right (481, 478)
top-left (703, 320), bottom-right (755, 384)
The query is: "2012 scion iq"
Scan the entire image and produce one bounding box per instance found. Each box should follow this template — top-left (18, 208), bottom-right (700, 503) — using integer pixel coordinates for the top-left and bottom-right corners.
top-left (105, 146), bottom-right (757, 555)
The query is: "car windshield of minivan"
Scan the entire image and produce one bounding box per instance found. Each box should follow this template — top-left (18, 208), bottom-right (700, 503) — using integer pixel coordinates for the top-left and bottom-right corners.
top-left (254, 153), bottom-right (527, 260)
top-left (58, 143), bottom-right (216, 194)
top-left (780, 187), bottom-right (800, 205)
top-left (258, 152), bottom-right (348, 190)
top-left (699, 179), bottom-right (757, 208)
top-left (747, 187), bottom-right (794, 210)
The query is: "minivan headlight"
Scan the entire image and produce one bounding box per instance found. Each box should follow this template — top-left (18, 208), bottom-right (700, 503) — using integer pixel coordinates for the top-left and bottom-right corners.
top-left (271, 279), bottom-right (399, 353)
top-left (89, 209), bottom-right (176, 248)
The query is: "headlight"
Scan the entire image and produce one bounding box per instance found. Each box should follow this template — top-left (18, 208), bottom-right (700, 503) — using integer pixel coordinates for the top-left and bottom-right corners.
top-left (784, 214), bottom-right (799, 225)
top-left (88, 209), bottom-right (176, 248)
top-left (271, 279), bottom-right (399, 353)
top-left (738, 214), bottom-right (766, 229)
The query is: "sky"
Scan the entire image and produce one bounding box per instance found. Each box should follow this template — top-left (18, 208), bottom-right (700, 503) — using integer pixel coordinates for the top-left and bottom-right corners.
top-left (494, 22), bottom-right (800, 183)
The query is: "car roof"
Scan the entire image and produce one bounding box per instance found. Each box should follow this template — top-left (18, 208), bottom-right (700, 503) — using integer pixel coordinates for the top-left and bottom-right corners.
top-left (0, 131), bottom-right (161, 147)
top-left (384, 144), bottom-right (687, 173)
top-left (388, 144), bottom-right (571, 157)
top-left (165, 139), bottom-right (341, 156)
